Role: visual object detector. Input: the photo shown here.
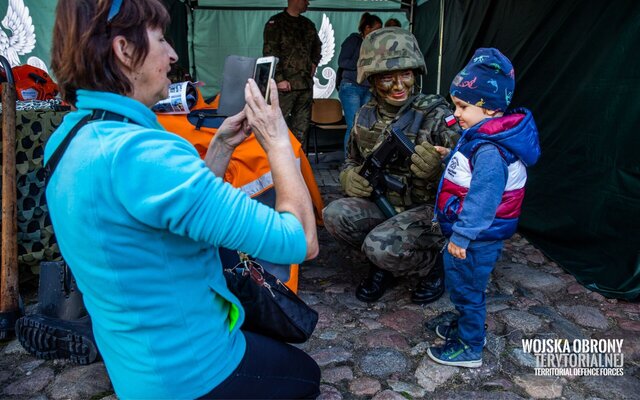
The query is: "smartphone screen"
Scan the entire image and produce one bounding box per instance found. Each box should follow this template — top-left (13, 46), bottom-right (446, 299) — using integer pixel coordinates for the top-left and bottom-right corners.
top-left (254, 62), bottom-right (272, 99)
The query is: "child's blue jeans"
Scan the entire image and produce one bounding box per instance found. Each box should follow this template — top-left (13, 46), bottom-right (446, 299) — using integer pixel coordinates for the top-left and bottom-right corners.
top-left (444, 240), bottom-right (503, 352)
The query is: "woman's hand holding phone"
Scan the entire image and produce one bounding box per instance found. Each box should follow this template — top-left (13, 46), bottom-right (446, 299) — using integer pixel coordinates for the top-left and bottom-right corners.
top-left (244, 78), bottom-right (290, 153)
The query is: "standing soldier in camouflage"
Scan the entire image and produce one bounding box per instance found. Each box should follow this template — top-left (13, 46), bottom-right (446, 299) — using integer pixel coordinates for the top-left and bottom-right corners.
top-left (263, 0), bottom-right (322, 142)
top-left (323, 28), bottom-right (460, 304)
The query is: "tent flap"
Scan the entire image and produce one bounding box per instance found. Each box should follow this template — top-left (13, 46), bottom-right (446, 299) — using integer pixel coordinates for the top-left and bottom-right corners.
top-left (415, 0), bottom-right (640, 299)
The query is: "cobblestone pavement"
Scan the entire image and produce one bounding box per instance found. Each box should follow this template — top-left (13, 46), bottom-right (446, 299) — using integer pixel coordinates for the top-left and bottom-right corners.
top-left (1, 159), bottom-right (639, 400)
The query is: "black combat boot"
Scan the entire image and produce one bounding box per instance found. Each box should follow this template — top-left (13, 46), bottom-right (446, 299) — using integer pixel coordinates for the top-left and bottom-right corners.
top-left (15, 261), bottom-right (98, 365)
top-left (355, 265), bottom-right (396, 302)
top-left (411, 255), bottom-right (445, 305)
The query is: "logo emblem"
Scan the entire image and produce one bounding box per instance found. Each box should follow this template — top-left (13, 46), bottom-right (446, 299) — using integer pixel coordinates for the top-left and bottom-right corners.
top-left (313, 13), bottom-right (336, 98)
top-left (0, 0), bottom-right (48, 71)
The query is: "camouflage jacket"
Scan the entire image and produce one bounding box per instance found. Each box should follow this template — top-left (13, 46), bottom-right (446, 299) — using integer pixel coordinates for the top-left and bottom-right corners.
top-left (263, 10), bottom-right (322, 90)
top-left (342, 94), bottom-right (461, 208)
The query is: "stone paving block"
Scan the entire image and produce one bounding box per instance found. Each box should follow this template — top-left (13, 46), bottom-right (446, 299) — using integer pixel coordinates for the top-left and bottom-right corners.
top-left (414, 356), bottom-right (459, 392)
top-left (49, 363), bottom-right (112, 400)
top-left (580, 374), bottom-right (640, 399)
top-left (435, 391), bottom-right (526, 400)
top-left (378, 309), bottom-right (424, 335)
top-left (322, 366), bottom-right (353, 384)
top-left (558, 305), bottom-right (610, 330)
top-left (482, 377), bottom-right (514, 391)
top-left (498, 309), bottom-right (544, 334)
top-left (318, 384), bottom-right (343, 400)
top-left (349, 377), bottom-right (381, 396)
top-left (360, 348), bottom-right (410, 377)
top-left (459, 353), bottom-right (501, 383)
top-left (360, 318), bottom-right (383, 330)
top-left (19, 359), bottom-right (45, 373)
top-left (387, 379), bottom-right (427, 398)
top-left (371, 389), bottom-right (406, 400)
top-left (0, 371), bottom-right (11, 385)
top-left (513, 374), bottom-right (565, 399)
top-left (319, 330), bottom-right (339, 340)
top-left (363, 329), bottom-right (410, 350)
top-left (495, 263), bottom-right (565, 294)
top-left (3, 339), bottom-right (28, 355)
top-left (528, 305), bottom-right (589, 340)
top-left (618, 320), bottom-right (640, 333)
top-left (310, 346), bottom-right (352, 367)
top-left (2, 367), bottom-right (54, 396)
top-left (509, 348), bottom-right (537, 368)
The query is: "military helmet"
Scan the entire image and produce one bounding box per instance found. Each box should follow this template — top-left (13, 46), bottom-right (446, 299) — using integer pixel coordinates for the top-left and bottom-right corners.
top-left (357, 27), bottom-right (426, 84)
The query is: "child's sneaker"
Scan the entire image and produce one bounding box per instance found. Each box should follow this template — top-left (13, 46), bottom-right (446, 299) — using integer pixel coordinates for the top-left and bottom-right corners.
top-left (427, 338), bottom-right (482, 368)
top-left (434, 320), bottom-right (487, 346)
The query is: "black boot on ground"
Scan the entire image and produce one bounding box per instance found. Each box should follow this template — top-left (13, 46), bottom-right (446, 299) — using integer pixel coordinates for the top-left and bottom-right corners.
top-left (15, 261), bottom-right (98, 365)
top-left (356, 266), bottom-right (396, 302)
top-left (411, 256), bottom-right (445, 305)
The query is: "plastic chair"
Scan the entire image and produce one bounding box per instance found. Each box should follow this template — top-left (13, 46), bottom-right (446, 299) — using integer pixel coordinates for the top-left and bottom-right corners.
top-left (306, 98), bottom-right (347, 163)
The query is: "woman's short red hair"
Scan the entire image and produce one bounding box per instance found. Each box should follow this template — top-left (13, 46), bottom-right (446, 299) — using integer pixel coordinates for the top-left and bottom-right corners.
top-left (51, 0), bottom-right (170, 105)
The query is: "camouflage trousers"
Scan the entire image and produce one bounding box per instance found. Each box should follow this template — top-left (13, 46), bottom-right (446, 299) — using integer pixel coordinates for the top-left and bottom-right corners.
top-left (278, 88), bottom-right (312, 142)
top-left (322, 197), bottom-right (446, 277)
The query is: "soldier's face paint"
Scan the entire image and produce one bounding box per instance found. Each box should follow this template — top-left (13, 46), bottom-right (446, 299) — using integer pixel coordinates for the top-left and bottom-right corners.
top-left (374, 69), bottom-right (415, 106)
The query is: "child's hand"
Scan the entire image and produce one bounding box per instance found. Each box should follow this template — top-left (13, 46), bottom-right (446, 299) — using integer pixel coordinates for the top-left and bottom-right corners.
top-left (434, 146), bottom-right (451, 159)
top-left (448, 241), bottom-right (467, 259)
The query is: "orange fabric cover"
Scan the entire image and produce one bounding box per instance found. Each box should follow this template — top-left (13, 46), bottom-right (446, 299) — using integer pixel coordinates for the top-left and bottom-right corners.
top-left (156, 90), bottom-right (325, 226)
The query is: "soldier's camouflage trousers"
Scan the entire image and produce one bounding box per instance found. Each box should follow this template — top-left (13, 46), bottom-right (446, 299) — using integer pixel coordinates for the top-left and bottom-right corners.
top-left (322, 197), bottom-right (446, 277)
top-left (278, 88), bottom-right (312, 142)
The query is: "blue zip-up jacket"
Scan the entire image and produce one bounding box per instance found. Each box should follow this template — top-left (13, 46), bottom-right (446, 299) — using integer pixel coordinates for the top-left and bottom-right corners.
top-left (338, 32), bottom-right (370, 87)
top-left (44, 90), bottom-right (307, 399)
top-left (436, 108), bottom-right (541, 248)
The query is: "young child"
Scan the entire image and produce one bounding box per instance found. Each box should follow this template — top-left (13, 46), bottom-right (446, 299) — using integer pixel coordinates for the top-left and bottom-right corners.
top-left (427, 48), bottom-right (541, 367)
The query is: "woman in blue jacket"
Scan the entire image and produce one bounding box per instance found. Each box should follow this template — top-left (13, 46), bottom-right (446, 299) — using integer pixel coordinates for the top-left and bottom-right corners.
top-left (42, 0), bottom-right (320, 398)
top-left (337, 12), bottom-right (382, 154)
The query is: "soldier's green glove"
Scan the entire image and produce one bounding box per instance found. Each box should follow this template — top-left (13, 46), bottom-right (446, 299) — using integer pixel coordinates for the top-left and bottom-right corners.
top-left (340, 166), bottom-right (373, 198)
top-left (410, 142), bottom-right (443, 181)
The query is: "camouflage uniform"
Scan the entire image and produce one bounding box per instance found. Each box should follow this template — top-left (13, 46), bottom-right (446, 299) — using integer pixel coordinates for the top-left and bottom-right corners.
top-left (323, 28), bottom-right (460, 277)
top-left (263, 9), bottom-right (322, 141)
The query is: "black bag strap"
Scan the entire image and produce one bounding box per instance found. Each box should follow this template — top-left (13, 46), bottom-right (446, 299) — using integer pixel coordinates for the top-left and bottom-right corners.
top-left (44, 110), bottom-right (130, 186)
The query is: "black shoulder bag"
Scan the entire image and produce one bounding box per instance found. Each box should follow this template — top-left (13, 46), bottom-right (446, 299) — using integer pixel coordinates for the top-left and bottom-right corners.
top-left (224, 252), bottom-right (318, 343)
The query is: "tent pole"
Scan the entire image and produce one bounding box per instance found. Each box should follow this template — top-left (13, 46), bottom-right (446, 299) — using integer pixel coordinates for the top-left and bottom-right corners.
top-left (410, 0), bottom-right (415, 33)
top-left (436, 0), bottom-right (444, 94)
top-left (188, 3), bottom-right (197, 80)
top-left (0, 65), bottom-right (19, 340)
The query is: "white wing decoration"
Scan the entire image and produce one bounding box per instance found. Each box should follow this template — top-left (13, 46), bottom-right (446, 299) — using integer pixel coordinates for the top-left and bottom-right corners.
top-left (313, 14), bottom-right (336, 98)
top-left (0, 0), bottom-right (36, 67)
top-left (313, 67), bottom-right (336, 99)
top-left (317, 14), bottom-right (334, 67)
top-left (27, 56), bottom-right (48, 73)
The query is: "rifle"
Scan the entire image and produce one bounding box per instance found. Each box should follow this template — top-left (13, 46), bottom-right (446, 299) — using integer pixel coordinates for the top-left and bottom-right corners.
top-left (358, 126), bottom-right (416, 218)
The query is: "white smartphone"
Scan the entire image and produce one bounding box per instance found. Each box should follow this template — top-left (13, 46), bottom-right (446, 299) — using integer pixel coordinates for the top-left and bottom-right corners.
top-left (253, 56), bottom-right (278, 101)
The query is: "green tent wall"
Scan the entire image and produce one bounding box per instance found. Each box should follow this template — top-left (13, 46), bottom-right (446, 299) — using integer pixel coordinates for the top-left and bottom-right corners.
top-left (0, 0), bottom-right (638, 298)
top-left (415, 0), bottom-right (640, 299)
top-left (186, 1), bottom-right (408, 98)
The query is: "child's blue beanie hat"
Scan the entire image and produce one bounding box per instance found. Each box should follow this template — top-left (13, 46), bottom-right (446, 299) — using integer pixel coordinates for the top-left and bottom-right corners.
top-left (450, 48), bottom-right (515, 112)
